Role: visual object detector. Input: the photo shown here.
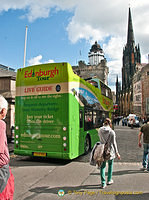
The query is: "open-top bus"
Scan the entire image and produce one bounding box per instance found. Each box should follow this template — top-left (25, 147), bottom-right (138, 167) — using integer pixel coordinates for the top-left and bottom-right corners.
top-left (14, 62), bottom-right (113, 159)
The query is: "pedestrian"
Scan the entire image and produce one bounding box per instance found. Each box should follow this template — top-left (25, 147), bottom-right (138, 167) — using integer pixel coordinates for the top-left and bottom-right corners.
top-left (138, 117), bottom-right (149, 172)
top-left (130, 118), bottom-right (134, 129)
top-left (98, 118), bottom-right (121, 189)
top-left (0, 95), bottom-right (14, 199)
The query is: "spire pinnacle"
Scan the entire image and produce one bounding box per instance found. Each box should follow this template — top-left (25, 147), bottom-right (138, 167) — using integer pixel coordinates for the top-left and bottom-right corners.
top-left (127, 7), bottom-right (135, 46)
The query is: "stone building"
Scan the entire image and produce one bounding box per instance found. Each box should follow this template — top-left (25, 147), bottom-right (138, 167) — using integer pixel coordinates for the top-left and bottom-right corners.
top-left (133, 63), bottom-right (149, 118)
top-left (140, 64), bottom-right (149, 118)
top-left (133, 63), bottom-right (143, 117)
top-left (120, 7), bottom-right (141, 116)
top-left (72, 41), bottom-right (109, 85)
top-left (0, 64), bottom-right (16, 139)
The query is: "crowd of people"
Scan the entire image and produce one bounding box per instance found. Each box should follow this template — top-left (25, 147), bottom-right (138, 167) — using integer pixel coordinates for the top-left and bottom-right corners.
top-left (113, 115), bottom-right (148, 128)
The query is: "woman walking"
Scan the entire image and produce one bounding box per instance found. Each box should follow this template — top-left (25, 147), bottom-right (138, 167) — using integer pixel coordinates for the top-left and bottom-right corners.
top-left (98, 118), bottom-right (121, 189)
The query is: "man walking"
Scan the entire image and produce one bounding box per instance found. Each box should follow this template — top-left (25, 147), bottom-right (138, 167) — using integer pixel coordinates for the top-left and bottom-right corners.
top-left (138, 117), bottom-right (149, 172)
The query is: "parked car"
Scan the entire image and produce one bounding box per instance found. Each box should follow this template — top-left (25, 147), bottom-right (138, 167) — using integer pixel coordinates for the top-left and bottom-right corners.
top-left (127, 114), bottom-right (140, 127)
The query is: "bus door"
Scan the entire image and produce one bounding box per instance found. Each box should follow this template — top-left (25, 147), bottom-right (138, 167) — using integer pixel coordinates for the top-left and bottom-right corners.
top-left (79, 108), bottom-right (85, 155)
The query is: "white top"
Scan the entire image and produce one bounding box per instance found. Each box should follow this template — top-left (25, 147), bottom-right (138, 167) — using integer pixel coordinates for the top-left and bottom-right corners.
top-left (98, 125), bottom-right (119, 160)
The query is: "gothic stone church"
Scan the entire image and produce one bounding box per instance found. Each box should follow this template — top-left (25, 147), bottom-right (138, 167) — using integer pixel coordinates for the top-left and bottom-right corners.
top-left (119, 7), bottom-right (141, 116)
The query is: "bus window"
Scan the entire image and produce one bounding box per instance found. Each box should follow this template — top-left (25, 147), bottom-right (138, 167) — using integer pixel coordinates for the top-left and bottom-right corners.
top-left (84, 109), bottom-right (109, 130)
top-left (84, 109), bottom-right (93, 131)
top-left (100, 81), bottom-right (112, 99)
top-left (88, 80), bottom-right (98, 88)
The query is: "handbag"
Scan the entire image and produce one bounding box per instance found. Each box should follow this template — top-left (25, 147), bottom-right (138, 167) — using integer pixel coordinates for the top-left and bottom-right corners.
top-left (103, 134), bottom-right (111, 161)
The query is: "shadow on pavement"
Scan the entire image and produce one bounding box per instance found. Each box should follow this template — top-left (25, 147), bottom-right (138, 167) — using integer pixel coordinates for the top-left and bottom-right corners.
top-left (24, 184), bottom-right (104, 200)
top-left (10, 156), bottom-right (71, 167)
top-left (90, 169), bottom-right (146, 176)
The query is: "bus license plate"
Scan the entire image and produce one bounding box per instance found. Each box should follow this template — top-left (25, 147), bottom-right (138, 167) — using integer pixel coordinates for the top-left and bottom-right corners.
top-left (33, 152), bottom-right (46, 157)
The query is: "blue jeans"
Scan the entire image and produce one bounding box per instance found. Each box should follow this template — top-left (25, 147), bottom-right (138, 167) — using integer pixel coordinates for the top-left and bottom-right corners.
top-left (100, 159), bottom-right (114, 186)
top-left (142, 143), bottom-right (149, 170)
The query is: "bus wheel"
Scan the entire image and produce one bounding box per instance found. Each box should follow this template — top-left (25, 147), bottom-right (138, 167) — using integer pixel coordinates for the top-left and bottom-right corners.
top-left (84, 136), bottom-right (90, 154)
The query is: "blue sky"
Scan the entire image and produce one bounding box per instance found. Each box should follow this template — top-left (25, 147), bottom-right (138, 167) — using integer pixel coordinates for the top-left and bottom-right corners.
top-left (0, 0), bottom-right (149, 91)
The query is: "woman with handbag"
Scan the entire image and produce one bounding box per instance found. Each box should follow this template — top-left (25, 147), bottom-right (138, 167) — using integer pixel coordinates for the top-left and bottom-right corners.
top-left (98, 118), bottom-right (121, 189)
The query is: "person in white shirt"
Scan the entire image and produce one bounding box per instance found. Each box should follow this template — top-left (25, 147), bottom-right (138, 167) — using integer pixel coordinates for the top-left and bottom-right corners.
top-left (98, 118), bottom-right (121, 189)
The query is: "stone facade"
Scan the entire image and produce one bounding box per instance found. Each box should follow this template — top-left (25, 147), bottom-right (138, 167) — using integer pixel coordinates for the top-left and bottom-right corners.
top-left (133, 64), bottom-right (149, 118)
top-left (72, 41), bottom-right (109, 85)
top-left (133, 64), bottom-right (142, 116)
top-left (141, 64), bottom-right (149, 117)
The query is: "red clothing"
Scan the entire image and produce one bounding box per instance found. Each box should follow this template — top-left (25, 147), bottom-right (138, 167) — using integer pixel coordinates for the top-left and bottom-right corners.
top-left (0, 167), bottom-right (14, 200)
top-left (0, 120), bottom-right (10, 167)
top-left (0, 119), bottom-right (14, 199)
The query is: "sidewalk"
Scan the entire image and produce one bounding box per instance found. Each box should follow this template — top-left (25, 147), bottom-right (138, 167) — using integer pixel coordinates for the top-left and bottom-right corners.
top-left (56, 162), bottom-right (149, 200)
top-left (12, 161), bottom-right (149, 200)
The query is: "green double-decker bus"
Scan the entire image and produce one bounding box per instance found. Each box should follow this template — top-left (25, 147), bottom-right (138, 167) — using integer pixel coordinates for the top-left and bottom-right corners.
top-left (14, 62), bottom-right (113, 159)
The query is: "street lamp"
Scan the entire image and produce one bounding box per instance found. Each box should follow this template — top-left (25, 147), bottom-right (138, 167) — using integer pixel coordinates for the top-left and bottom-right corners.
top-left (23, 26), bottom-right (28, 68)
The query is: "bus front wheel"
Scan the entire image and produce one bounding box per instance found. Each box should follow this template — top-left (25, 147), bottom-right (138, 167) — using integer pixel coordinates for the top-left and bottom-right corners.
top-left (84, 135), bottom-right (90, 154)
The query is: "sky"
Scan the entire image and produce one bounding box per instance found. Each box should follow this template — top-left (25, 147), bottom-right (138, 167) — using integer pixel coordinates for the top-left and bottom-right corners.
top-left (0, 0), bottom-right (149, 91)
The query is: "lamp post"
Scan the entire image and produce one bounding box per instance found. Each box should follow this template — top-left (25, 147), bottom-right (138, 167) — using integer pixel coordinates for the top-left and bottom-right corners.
top-left (23, 26), bottom-right (28, 68)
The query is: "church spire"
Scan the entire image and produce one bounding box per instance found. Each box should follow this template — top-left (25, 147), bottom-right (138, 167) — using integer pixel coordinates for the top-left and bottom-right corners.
top-left (127, 7), bottom-right (135, 46)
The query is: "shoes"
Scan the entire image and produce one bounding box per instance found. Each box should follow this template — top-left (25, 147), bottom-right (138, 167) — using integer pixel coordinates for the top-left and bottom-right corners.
top-left (144, 169), bottom-right (149, 172)
top-left (100, 184), bottom-right (106, 189)
top-left (140, 167), bottom-right (147, 171)
top-left (107, 179), bottom-right (114, 185)
top-left (101, 179), bottom-right (114, 188)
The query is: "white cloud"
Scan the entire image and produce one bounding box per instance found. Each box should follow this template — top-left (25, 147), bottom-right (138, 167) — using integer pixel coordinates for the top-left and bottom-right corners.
top-left (1, 0), bottom-right (149, 90)
top-left (67, 22), bottom-right (108, 44)
top-left (46, 59), bottom-right (55, 63)
top-left (1, 0), bottom-right (149, 56)
top-left (28, 55), bottom-right (42, 66)
top-left (103, 36), bottom-right (124, 90)
top-left (0, 0), bottom-right (78, 22)
top-left (28, 55), bottom-right (55, 66)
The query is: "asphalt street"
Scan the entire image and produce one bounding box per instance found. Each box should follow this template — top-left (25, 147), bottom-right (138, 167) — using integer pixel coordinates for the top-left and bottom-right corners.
top-left (8, 124), bottom-right (149, 200)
